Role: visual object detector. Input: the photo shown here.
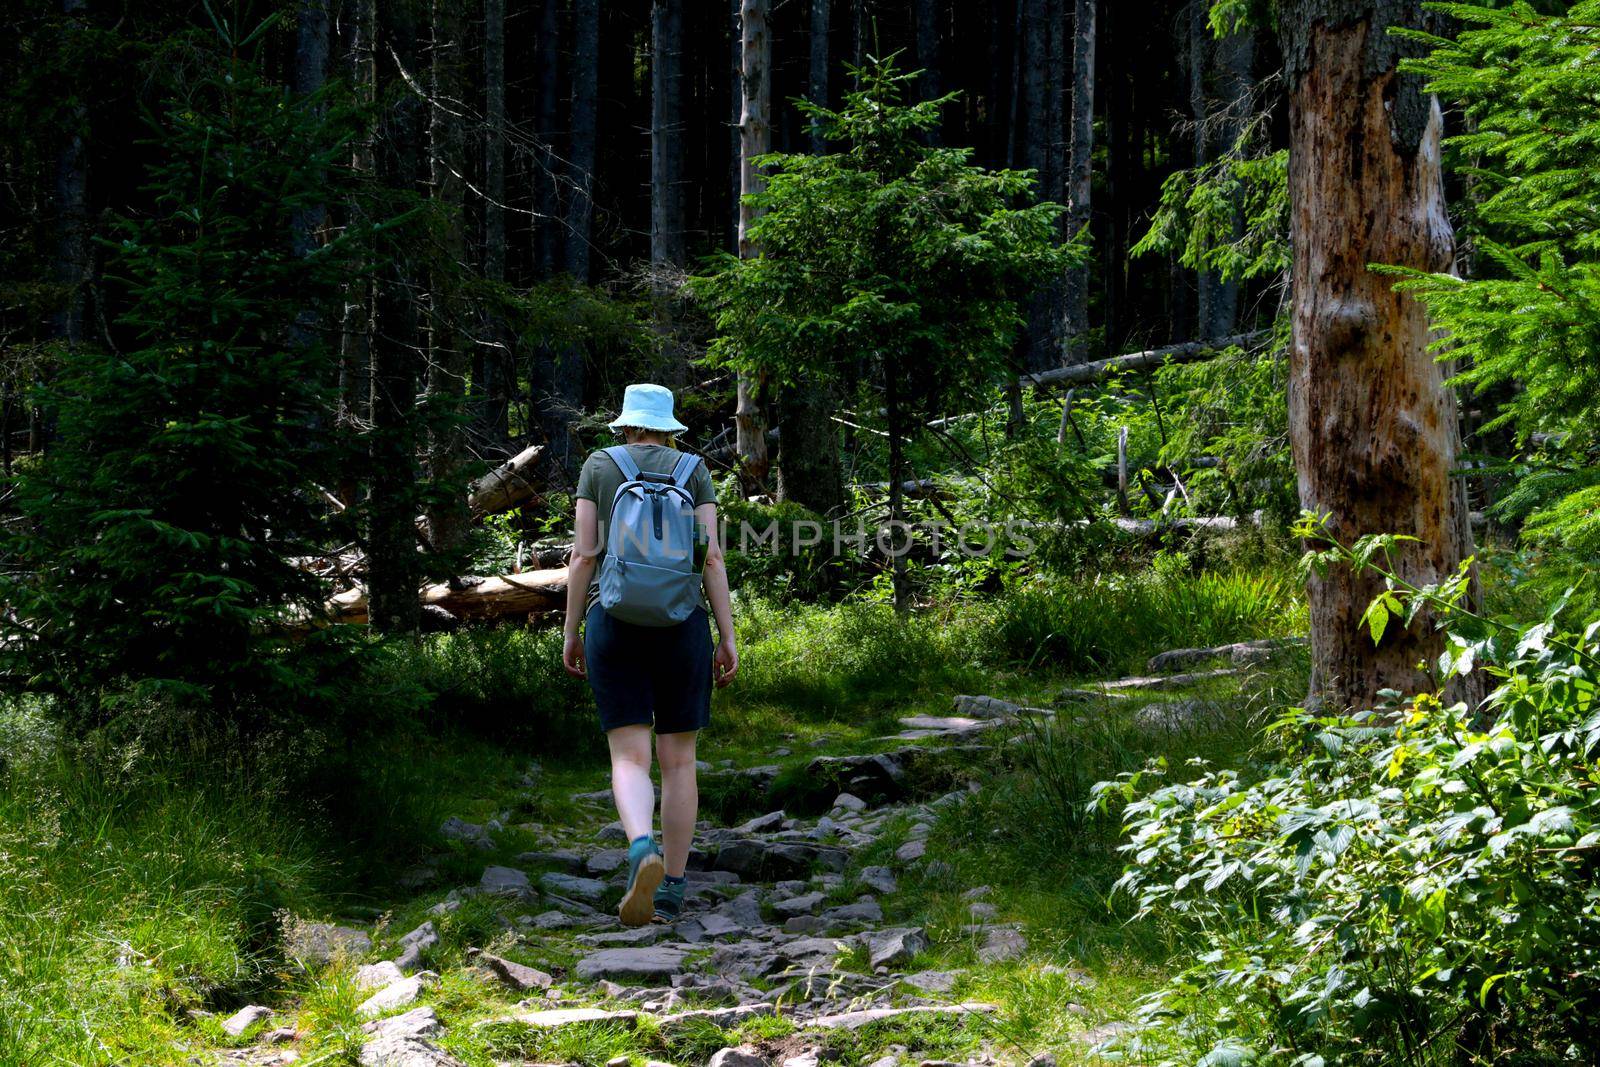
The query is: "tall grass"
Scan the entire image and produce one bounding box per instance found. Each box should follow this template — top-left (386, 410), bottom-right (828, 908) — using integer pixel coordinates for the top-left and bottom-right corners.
top-left (0, 701), bottom-right (325, 1064)
top-left (987, 567), bottom-right (1301, 675)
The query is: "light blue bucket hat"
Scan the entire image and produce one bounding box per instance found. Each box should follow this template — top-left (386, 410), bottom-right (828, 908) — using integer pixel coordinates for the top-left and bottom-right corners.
top-left (608, 382), bottom-right (688, 434)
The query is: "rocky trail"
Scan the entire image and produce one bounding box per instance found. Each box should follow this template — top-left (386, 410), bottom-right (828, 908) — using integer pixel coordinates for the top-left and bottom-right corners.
top-left (206, 641), bottom-right (1288, 1067)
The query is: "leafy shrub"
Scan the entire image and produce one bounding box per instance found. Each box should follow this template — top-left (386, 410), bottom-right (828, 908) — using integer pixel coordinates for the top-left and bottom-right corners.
top-left (1097, 614), bottom-right (1600, 1064)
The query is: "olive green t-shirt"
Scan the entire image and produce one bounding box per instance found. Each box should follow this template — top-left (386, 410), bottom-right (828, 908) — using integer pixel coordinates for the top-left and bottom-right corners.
top-left (574, 444), bottom-right (717, 610)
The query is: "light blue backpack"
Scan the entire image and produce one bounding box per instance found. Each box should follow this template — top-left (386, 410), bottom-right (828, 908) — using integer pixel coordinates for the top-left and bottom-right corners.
top-left (597, 446), bottom-right (703, 626)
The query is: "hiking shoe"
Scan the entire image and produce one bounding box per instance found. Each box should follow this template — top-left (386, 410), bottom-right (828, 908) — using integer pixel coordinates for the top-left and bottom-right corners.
top-left (619, 835), bottom-right (664, 927)
top-left (653, 875), bottom-right (686, 924)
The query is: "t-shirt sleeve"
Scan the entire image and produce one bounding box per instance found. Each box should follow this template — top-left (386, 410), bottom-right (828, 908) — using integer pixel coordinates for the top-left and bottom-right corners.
top-left (689, 458), bottom-right (717, 507)
top-left (574, 452), bottom-right (603, 502)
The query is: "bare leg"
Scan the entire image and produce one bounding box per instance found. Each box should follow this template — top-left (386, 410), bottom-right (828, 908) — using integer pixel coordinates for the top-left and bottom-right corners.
top-left (655, 730), bottom-right (699, 878)
top-left (607, 724), bottom-right (656, 842)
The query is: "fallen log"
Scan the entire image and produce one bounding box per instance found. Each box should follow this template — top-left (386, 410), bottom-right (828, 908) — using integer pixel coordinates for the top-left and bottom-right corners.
top-left (1147, 637), bottom-right (1307, 673)
top-left (1018, 331), bottom-right (1271, 390)
top-left (324, 567), bottom-right (567, 626)
top-left (469, 444), bottom-right (546, 519)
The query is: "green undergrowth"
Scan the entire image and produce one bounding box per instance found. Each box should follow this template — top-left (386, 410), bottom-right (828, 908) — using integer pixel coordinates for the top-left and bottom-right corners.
top-left (0, 555), bottom-right (1304, 1064)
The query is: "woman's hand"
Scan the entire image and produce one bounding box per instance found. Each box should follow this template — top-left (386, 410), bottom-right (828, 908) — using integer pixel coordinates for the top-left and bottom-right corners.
top-left (563, 630), bottom-right (587, 679)
top-left (713, 637), bottom-right (739, 688)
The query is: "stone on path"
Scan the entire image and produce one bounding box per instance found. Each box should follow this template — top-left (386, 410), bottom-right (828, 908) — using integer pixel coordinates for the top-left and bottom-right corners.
top-left (808, 1002), bottom-right (997, 1030)
top-left (438, 816), bottom-right (492, 850)
top-left (709, 1049), bottom-right (769, 1067)
top-left (951, 695), bottom-right (1020, 719)
top-left (865, 927), bottom-right (928, 969)
top-left (356, 960), bottom-right (406, 991)
top-left (285, 921), bottom-right (371, 968)
top-left (393, 921), bottom-right (438, 971)
top-left (1146, 637), bottom-right (1303, 672)
top-left (359, 974), bottom-right (430, 1017)
top-left (822, 899), bottom-right (882, 925)
top-left (483, 1007), bottom-right (640, 1030)
top-left (780, 1051), bottom-right (822, 1067)
top-left (586, 848), bottom-right (628, 874)
top-left (735, 810), bottom-right (786, 834)
top-left (362, 1006), bottom-right (442, 1040)
top-left (977, 927), bottom-right (1028, 963)
top-left (902, 970), bottom-right (960, 993)
top-left (478, 865), bottom-right (531, 898)
top-left (359, 1034), bottom-right (464, 1067)
top-left (658, 1002), bottom-right (775, 1030)
top-left (895, 839), bottom-right (927, 863)
top-left (831, 792), bottom-right (868, 812)
top-left (896, 715), bottom-right (1000, 737)
top-left (574, 946), bottom-right (688, 982)
top-left (1133, 698), bottom-right (1219, 733)
top-left (470, 949), bottom-right (552, 991)
top-left (540, 871), bottom-right (608, 904)
top-left (857, 866), bottom-right (897, 894)
top-left (220, 1004), bottom-right (271, 1037)
top-left (517, 848), bottom-right (586, 872)
top-left (772, 891), bottom-right (826, 918)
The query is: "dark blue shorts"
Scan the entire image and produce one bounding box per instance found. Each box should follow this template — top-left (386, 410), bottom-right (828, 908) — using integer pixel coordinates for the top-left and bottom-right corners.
top-left (584, 603), bottom-right (713, 734)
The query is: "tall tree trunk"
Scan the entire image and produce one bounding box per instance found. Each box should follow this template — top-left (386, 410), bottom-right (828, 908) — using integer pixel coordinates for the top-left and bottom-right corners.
top-left (651, 0), bottom-right (686, 273)
top-left (1018, 0), bottom-right (1054, 373)
top-left (340, 0), bottom-right (376, 434)
top-left (53, 0), bottom-right (91, 354)
top-left (777, 0), bottom-right (845, 516)
top-left (1192, 1), bottom-right (1251, 339)
top-left (534, 0), bottom-right (562, 276)
top-left (369, 12), bottom-right (428, 635)
top-left (290, 0), bottom-right (331, 423)
top-left (808, 0), bottom-right (830, 153)
top-left (425, 0), bottom-right (472, 558)
top-left (730, 0), bottom-right (743, 250)
top-left (478, 0), bottom-right (511, 454)
top-left (912, 0), bottom-right (942, 143)
top-left (1060, 0), bottom-right (1094, 364)
top-left (565, 0), bottom-right (600, 283)
top-left (735, 0), bottom-right (772, 496)
top-left (1283, 0), bottom-right (1479, 712)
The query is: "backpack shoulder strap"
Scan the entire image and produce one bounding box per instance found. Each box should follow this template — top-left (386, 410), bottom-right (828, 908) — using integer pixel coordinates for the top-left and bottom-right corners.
top-left (668, 451), bottom-right (701, 491)
top-left (604, 445), bottom-right (642, 483)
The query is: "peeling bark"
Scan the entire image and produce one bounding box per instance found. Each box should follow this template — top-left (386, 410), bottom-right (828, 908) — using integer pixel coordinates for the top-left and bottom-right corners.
top-left (1284, 4), bottom-right (1479, 711)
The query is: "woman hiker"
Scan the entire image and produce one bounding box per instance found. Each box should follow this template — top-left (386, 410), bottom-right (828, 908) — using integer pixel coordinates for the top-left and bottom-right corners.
top-left (561, 383), bottom-right (739, 926)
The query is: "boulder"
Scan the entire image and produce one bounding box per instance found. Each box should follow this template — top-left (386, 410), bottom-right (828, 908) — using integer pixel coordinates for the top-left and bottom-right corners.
top-left (220, 1004), bottom-right (271, 1037)
top-left (479, 866), bottom-right (531, 898)
top-left (362, 1006), bottom-right (442, 1040)
top-left (438, 816), bottom-right (492, 850)
top-left (356, 961), bottom-right (406, 991)
top-left (902, 970), bottom-right (960, 993)
top-left (573, 946), bottom-right (688, 982)
top-left (895, 839), bottom-right (927, 863)
top-left (865, 927), bottom-right (928, 968)
top-left (359, 975), bottom-right (429, 1017)
top-left (772, 891), bottom-right (826, 918)
top-left (471, 949), bottom-right (553, 992)
top-left (285, 921), bottom-right (371, 968)
top-left (393, 921), bottom-right (438, 972)
top-left (809, 1002), bottom-right (997, 1030)
top-left (516, 848), bottom-right (586, 872)
top-left (977, 927), bottom-right (1027, 963)
top-left (708, 1049), bottom-right (769, 1067)
top-left (1133, 698), bottom-right (1219, 733)
top-left (831, 792), bottom-right (867, 813)
top-left (539, 871), bottom-right (608, 904)
top-left (359, 1034), bottom-right (464, 1067)
top-left (485, 1007), bottom-right (640, 1030)
top-left (821, 899), bottom-right (882, 925)
top-left (735, 810), bottom-right (786, 834)
top-left (857, 866), bottom-right (898, 894)
top-left (951, 695), bottom-right (1020, 719)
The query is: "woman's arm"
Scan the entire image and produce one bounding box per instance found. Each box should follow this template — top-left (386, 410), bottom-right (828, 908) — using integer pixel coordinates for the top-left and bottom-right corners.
top-left (562, 497), bottom-right (600, 678)
top-left (696, 502), bottom-right (739, 687)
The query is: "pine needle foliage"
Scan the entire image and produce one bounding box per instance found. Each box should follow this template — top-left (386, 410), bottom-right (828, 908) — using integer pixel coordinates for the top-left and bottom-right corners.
top-left (1387, 2), bottom-right (1600, 556)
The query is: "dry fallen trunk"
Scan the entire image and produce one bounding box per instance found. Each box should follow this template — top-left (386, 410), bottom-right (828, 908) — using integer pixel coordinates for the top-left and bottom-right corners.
top-left (325, 567), bottom-right (567, 626)
top-left (1019, 331), bottom-right (1269, 390)
top-left (468, 444), bottom-right (545, 518)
